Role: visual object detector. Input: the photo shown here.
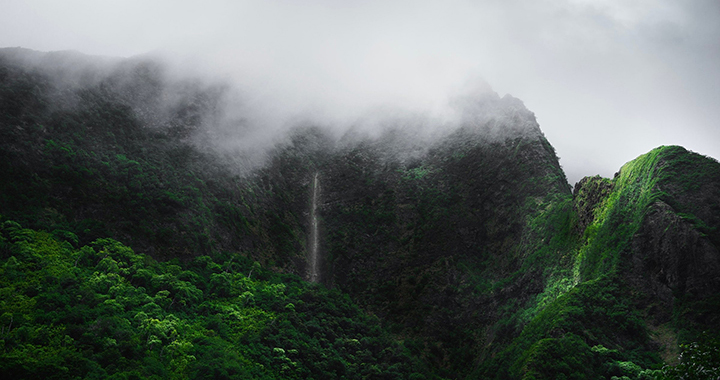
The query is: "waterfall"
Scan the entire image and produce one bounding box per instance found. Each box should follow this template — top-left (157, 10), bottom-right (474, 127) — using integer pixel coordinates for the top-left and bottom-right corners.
top-left (308, 172), bottom-right (320, 282)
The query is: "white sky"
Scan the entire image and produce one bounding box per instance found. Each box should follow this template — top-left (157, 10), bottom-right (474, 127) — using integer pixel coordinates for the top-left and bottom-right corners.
top-left (1, 0), bottom-right (719, 183)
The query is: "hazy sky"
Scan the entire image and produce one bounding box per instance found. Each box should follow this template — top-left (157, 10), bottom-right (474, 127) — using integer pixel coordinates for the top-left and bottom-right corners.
top-left (2, 0), bottom-right (719, 183)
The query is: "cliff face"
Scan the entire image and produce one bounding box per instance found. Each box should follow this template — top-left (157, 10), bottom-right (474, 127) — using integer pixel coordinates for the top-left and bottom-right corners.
top-left (1, 48), bottom-right (719, 379)
top-left (233, 89), bottom-right (574, 375)
top-left (624, 148), bottom-right (720, 325)
top-left (571, 146), bottom-right (720, 308)
top-left (573, 175), bottom-right (613, 234)
top-left (315, 99), bottom-right (571, 371)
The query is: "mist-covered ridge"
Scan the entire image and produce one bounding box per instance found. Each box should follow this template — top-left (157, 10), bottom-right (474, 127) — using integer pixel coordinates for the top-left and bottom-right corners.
top-left (1, 48), bottom-right (719, 379)
top-left (0, 47), bottom-right (549, 172)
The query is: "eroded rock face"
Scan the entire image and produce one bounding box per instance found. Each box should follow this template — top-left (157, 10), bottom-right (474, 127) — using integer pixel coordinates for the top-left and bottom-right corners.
top-left (310, 98), bottom-right (571, 374)
top-left (630, 200), bottom-right (720, 321)
top-left (573, 175), bottom-right (613, 234)
top-left (569, 147), bottom-right (720, 338)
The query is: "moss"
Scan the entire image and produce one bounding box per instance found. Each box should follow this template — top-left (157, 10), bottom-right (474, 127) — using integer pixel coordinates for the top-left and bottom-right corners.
top-left (575, 146), bottom-right (705, 281)
top-left (490, 145), bottom-right (720, 379)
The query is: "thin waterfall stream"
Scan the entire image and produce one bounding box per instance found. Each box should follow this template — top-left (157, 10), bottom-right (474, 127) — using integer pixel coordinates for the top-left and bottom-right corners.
top-left (308, 172), bottom-right (320, 282)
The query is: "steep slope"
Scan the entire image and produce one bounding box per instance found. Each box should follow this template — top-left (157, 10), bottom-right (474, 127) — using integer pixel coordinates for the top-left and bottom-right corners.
top-left (242, 91), bottom-right (576, 376)
top-left (0, 47), bottom-right (312, 271)
top-left (581, 146), bottom-right (720, 340)
top-left (311, 98), bottom-right (572, 376)
top-left (485, 146), bottom-right (720, 379)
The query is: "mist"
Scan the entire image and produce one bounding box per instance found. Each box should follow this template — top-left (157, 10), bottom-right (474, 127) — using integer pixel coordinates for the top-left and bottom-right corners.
top-left (2, 0), bottom-right (719, 184)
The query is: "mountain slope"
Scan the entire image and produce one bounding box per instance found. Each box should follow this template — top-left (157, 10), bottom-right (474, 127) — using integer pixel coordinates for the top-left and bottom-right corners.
top-left (485, 146), bottom-right (720, 379)
top-left (1, 48), bottom-right (719, 379)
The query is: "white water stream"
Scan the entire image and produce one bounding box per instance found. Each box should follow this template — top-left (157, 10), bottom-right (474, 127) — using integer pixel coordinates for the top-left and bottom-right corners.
top-left (308, 172), bottom-right (320, 283)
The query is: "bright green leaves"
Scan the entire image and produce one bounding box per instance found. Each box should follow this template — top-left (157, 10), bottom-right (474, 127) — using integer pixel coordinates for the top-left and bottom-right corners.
top-left (136, 313), bottom-right (179, 350)
top-left (0, 220), bottom-right (420, 379)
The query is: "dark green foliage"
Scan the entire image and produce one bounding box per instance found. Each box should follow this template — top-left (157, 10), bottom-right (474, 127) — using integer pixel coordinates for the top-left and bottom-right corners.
top-left (0, 50), bottom-right (309, 270)
top-left (313, 121), bottom-right (575, 377)
top-left (660, 332), bottom-right (720, 379)
top-left (482, 276), bottom-right (661, 379)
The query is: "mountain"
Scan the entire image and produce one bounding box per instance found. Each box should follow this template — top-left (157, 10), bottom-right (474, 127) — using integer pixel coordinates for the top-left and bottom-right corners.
top-left (1, 48), bottom-right (718, 379)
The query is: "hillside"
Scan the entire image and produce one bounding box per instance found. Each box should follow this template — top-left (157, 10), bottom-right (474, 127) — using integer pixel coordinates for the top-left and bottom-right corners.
top-left (1, 48), bottom-right (719, 379)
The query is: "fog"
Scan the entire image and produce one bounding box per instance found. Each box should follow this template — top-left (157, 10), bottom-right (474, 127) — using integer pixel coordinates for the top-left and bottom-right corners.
top-left (2, 0), bottom-right (719, 184)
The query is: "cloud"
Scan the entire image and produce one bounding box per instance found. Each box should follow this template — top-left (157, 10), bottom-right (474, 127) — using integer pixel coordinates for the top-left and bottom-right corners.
top-left (1, 0), bottom-right (718, 183)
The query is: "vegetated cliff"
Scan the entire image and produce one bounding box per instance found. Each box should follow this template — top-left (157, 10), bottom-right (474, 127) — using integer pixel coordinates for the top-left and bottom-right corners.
top-left (490, 146), bottom-right (720, 380)
top-left (1, 48), bottom-right (719, 379)
top-left (310, 98), bottom-right (574, 376)
top-left (0, 47), bottom-right (312, 269)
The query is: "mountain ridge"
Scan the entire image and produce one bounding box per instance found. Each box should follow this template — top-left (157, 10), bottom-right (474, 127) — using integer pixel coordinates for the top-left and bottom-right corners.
top-left (1, 48), bottom-right (718, 379)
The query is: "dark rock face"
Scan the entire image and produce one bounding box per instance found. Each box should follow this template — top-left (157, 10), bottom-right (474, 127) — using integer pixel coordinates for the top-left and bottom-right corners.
top-left (625, 148), bottom-right (720, 326)
top-left (631, 200), bottom-right (720, 316)
top-left (310, 98), bottom-right (572, 374)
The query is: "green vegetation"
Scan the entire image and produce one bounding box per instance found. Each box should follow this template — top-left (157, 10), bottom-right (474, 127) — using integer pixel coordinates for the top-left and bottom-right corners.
top-left (483, 275), bottom-right (661, 379)
top-left (2, 49), bottom-right (719, 379)
top-left (0, 51), bottom-right (308, 269)
top-left (0, 219), bottom-right (422, 379)
top-left (483, 146), bottom-right (720, 379)
top-left (660, 332), bottom-right (720, 379)
top-left (575, 147), bottom-right (671, 280)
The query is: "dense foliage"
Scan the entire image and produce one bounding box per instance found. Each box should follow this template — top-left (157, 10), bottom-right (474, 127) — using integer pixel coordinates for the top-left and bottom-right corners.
top-left (0, 220), bottom-right (423, 379)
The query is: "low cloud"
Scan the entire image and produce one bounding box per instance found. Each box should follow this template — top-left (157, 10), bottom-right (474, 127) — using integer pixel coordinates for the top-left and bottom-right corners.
top-left (1, 0), bottom-right (718, 183)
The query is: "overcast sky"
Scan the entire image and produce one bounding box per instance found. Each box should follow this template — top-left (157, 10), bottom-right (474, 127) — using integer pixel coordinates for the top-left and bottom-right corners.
top-left (2, 0), bottom-right (719, 183)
